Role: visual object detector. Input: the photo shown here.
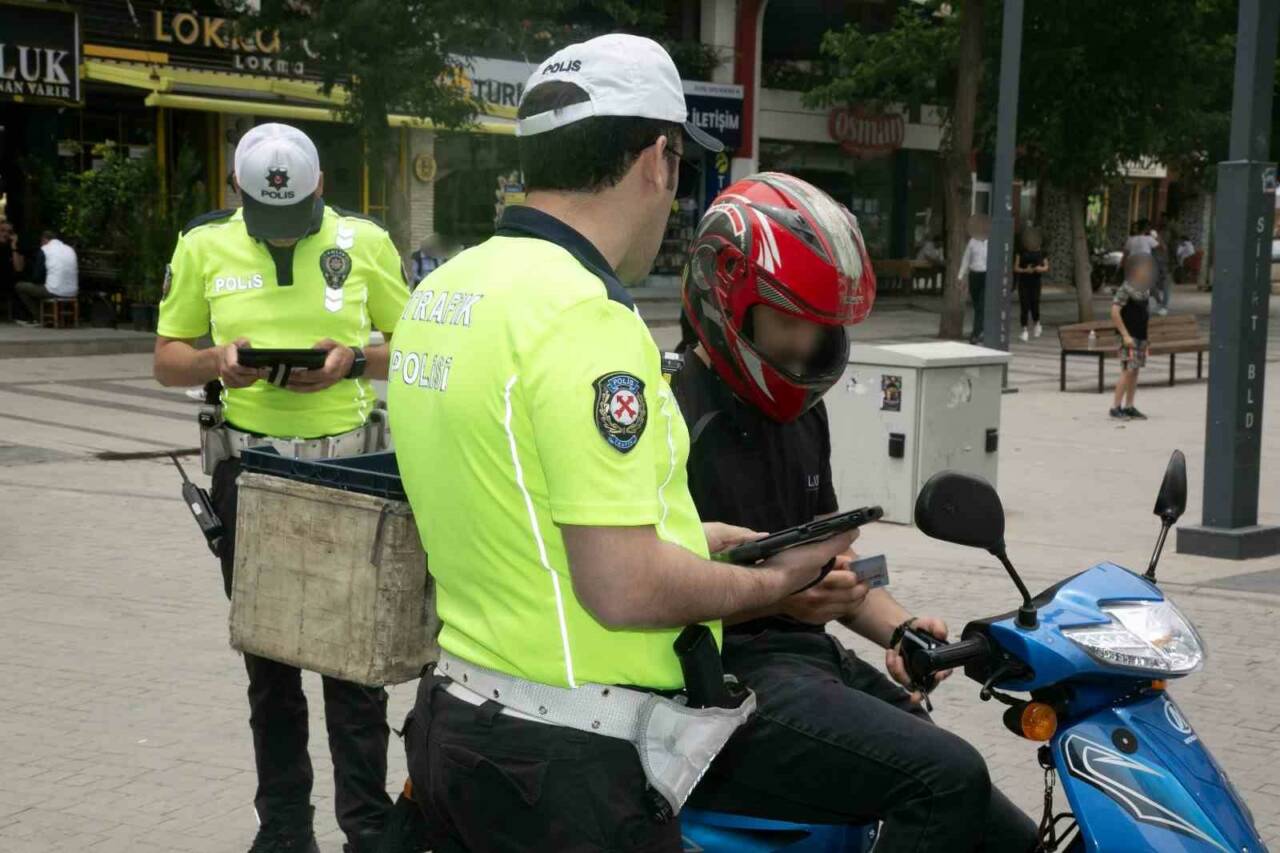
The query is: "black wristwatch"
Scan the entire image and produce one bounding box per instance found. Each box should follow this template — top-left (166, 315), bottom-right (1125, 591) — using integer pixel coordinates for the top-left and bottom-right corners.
top-left (345, 347), bottom-right (367, 379)
top-left (888, 617), bottom-right (918, 650)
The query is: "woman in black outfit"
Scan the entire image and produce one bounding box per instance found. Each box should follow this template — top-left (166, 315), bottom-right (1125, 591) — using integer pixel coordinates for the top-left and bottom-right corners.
top-left (1014, 228), bottom-right (1049, 341)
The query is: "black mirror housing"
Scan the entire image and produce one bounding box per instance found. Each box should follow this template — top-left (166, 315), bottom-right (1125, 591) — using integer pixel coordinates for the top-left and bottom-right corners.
top-left (1154, 450), bottom-right (1188, 524)
top-left (915, 471), bottom-right (1007, 551)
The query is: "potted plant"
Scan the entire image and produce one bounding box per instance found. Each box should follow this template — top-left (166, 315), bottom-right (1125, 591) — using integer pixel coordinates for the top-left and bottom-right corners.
top-left (55, 144), bottom-right (204, 330)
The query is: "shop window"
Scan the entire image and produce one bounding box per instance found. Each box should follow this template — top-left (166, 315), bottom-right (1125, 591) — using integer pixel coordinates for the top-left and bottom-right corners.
top-left (433, 132), bottom-right (520, 248)
top-left (759, 139), bottom-right (896, 258)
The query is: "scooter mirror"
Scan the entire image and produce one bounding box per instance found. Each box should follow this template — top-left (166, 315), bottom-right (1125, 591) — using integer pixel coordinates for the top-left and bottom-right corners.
top-left (1154, 450), bottom-right (1187, 524)
top-left (915, 471), bottom-right (1005, 550)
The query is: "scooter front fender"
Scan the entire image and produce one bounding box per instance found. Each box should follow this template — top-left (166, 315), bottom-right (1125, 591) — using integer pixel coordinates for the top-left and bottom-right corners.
top-left (1052, 691), bottom-right (1267, 852)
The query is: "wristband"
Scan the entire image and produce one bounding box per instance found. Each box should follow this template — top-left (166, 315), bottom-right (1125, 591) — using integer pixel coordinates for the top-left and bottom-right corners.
top-left (888, 617), bottom-right (918, 650)
top-left (345, 347), bottom-right (367, 379)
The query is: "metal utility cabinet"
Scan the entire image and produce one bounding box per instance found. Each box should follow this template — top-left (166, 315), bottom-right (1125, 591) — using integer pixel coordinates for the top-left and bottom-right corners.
top-left (825, 342), bottom-right (1012, 524)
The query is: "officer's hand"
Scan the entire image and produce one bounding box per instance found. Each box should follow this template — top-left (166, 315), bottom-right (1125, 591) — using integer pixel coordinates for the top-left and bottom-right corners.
top-left (780, 560), bottom-right (870, 625)
top-left (759, 530), bottom-right (857, 597)
top-left (218, 338), bottom-right (263, 389)
top-left (703, 522), bottom-right (765, 555)
top-left (885, 615), bottom-right (953, 703)
top-left (287, 339), bottom-right (354, 394)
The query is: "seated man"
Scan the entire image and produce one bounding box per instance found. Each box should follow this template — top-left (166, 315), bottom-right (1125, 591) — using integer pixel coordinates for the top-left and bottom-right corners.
top-left (16, 230), bottom-right (77, 323)
top-left (674, 173), bottom-right (1038, 853)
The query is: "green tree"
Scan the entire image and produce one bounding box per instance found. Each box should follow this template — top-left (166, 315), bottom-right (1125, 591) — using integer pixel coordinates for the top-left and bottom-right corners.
top-left (52, 143), bottom-right (205, 304)
top-left (227, 1), bottom-right (722, 248)
top-left (808, 0), bottom-right (1237, 328)
top-left (806, 0), bottom-right (981, 338)
top-left (1003, 0), bottom-right (1234, 319)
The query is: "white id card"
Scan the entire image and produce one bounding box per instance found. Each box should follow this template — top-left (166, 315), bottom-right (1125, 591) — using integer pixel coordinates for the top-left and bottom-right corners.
top-left (852, 554), bottom-right (890, 589)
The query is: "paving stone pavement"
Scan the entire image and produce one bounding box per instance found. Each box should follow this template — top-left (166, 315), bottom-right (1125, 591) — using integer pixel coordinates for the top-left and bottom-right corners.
top-left (1, 291), bottom-right (1278, 851)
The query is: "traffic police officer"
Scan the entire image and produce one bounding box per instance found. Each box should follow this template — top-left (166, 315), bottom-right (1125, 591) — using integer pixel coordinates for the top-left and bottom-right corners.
top-left (387, 36), bottom-right (852, 851)
top-left (154, 123), bottom-right (411, 853)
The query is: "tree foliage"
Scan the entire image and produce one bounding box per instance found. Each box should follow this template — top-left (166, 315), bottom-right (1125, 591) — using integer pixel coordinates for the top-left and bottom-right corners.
top-left (803, 0), bottom-right (1242, 323)
top-left (226, 0), bottom-right (717, 158)
top-left (804, 4), bottom-right (956, 120)
top-left (809, 0), bottom-right (1238, 191)
top-left (1003, 0), bottom-right (1234, 193)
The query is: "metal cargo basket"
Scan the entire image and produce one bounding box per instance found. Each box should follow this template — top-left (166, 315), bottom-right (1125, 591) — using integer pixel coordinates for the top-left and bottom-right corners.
top-left (229, 449), bottom-right (438, 686)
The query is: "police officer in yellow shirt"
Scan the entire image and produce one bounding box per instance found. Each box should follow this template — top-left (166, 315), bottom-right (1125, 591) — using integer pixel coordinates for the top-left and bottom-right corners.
top-left (388, 36), bottom-right (852, 851)
top-left (154, 123), bottom-right (411, 853)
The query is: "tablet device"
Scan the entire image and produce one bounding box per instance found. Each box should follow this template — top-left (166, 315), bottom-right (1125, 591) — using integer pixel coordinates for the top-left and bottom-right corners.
top-left (713, 506), bottom-right (883, 565)
top-left (236, 347), bottom-right (330, 371)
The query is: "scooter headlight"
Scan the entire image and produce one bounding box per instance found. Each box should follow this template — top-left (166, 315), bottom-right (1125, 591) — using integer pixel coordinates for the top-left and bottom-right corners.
top-left (1063, 599), bottom-right (1205, 674)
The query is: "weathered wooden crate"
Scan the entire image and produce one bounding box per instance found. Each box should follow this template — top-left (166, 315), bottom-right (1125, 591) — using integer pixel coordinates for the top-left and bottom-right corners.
top-left (229, 471), bottom-right (438, 686)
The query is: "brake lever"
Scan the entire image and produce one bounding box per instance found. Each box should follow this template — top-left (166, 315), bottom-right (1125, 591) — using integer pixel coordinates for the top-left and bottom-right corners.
top-left (911, 678), bottom-right (936, 714)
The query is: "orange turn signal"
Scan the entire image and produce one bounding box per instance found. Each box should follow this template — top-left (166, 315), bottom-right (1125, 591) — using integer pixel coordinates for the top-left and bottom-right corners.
top-left (1151, 679), bottom-right (1167, 690)
top-left (1021, 702), bottom-right (1058, 741)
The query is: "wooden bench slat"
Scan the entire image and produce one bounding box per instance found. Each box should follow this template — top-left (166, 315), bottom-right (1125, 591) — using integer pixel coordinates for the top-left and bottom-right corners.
top-left (1059, 313), bottom-right (1207, 393)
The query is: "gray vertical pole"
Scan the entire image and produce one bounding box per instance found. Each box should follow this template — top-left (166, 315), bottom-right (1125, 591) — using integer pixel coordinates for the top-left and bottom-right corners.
top-left (982, 0), bottom-right (1023, 365)
top-left (1177, 0), bottom-right (1280, 559)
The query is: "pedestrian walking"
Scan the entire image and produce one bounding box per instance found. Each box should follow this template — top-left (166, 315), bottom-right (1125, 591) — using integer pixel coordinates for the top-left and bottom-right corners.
top-left (958, 214), bottom-right (989, 344)
top-left (1015, 228), bottom-right (1049, 341)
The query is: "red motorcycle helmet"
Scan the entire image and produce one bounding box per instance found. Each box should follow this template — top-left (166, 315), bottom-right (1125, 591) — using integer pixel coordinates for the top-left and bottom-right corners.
top-left (681, 172), bottom-right (876, 422)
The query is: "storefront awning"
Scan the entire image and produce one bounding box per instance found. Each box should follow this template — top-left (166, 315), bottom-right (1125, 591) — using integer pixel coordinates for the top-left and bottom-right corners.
top-left (82, 58), bottom-right (515, 134)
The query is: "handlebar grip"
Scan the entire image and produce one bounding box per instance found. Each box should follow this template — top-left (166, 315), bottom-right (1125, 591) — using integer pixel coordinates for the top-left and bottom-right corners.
top-left (920, 636), bottom-right (990, 674)
top-left (902, 630), bottom-right (991, 687)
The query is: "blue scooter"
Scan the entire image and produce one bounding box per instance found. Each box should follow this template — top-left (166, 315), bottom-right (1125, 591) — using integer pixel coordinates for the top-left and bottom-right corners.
top-left (681, 451), bottom-right (1269, 852)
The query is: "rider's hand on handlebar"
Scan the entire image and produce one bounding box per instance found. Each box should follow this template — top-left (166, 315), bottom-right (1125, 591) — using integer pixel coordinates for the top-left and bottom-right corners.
top-left (781, 553), bottom-right (870, 625)
top-left (703, 522), bottom-right (766, 555)
top-left (887, 615), bottom-right (953, 704)
top-left (759, 530), bottom-right (858, 597)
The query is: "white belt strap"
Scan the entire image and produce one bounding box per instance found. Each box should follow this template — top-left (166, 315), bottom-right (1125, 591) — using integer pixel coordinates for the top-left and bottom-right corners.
top-left (435, 649), bottom-right (756, 816)
top-left (436, 650), bottom-right (652, 742)
top-left (225, 423), bottom-right (372, 460)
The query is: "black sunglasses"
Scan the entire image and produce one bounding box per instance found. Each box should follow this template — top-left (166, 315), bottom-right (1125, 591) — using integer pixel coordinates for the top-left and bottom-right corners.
top-left (660, 144), bottom-right (703, 188)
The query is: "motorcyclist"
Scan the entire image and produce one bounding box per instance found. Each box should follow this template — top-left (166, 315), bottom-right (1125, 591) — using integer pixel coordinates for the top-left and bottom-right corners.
top-left (673, 172), bottom-right (1040, 852)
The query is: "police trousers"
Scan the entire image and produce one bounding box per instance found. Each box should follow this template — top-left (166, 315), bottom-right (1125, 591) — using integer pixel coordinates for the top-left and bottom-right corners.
top-left (688, 629), bottom-right (1039, 852)
top-left (211, 459), bottom-right (393, 838)
top-left (404, 674), bottom-right (683, 853)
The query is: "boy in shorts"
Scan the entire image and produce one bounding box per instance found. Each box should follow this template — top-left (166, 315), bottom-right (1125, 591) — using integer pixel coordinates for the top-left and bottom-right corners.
top-left (1110, 254), bottom-right (1154, 420)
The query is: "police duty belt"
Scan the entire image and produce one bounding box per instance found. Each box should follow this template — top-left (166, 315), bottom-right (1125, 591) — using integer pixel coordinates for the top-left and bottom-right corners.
top-left (435, 650), bottom-right (756, 816)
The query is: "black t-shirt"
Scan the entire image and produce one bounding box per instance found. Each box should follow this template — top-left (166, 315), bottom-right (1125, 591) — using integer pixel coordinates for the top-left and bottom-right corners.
top-left (1017, 250), bottom-right (1045, 288)
top-left (671, 353), bottom-right (838, 635)
top-left (0, 243), bottom-right (17, 292)
top-left (1113, 283), bottom-right (1151, 341)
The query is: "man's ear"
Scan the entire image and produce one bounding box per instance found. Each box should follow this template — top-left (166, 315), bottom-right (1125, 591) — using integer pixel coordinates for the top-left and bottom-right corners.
top-left (645, 135), bottom-right (678, 194)
top-left (315, 171), bottom-right (325, 198)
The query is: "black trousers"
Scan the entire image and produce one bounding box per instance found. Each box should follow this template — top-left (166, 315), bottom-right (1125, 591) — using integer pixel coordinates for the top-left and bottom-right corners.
top-left (1018, 276), bottom-right (1042, 327)
top-left (211, 459), bottom-right (393, 839)
top-left (688, 630), bottom-right (1039, 853)
top-left (404, 674), bottom-right (681, 853)
top-left (969, 271), bottom-right (987, 340)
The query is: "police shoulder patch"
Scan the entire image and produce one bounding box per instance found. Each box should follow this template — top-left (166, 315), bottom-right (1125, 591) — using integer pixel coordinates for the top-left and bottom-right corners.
top-left (593, 372), bottom-right (647, 453)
